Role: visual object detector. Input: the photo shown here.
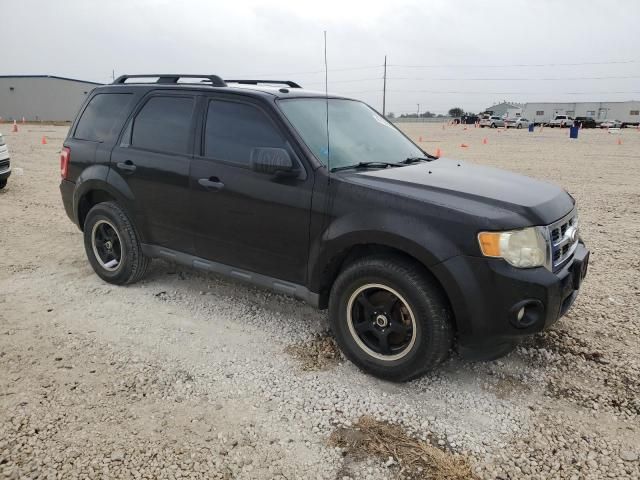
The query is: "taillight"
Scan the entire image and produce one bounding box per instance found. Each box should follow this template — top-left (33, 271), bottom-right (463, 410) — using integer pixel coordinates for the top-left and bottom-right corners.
top-left (60, 147), bottom-right (70, 179)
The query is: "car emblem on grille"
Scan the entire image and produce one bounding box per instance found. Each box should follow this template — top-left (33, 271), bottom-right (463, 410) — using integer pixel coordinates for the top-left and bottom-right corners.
top-left (566, 225), bottom-right (579, 243)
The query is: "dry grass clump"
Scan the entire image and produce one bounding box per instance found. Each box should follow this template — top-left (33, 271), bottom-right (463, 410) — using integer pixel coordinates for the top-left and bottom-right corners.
top-left (330, 416), bottom-right (475, 480)
top-left (284, 332), bottom-right (341, 371)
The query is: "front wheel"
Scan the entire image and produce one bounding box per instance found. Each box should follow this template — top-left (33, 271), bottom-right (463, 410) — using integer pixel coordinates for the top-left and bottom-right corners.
top-left (83, 202), bottom-right (150, 285)
top-left (491, 123), bottom-right (496, 128)
top-left (0, 179), bottom-right (7, 190)
top-left (517, 124), bottom-right (522, 129)
top-left (329, 255), bottom-right (453, 381)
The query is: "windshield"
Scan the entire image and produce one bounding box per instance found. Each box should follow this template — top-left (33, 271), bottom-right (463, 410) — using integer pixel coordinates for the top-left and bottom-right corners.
top-left (278, 98), bottom-right (424, 170)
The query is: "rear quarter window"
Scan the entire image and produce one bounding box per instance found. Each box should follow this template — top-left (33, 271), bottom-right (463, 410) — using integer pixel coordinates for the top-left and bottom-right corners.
top-left (74, 93), bottom-right (133, 142)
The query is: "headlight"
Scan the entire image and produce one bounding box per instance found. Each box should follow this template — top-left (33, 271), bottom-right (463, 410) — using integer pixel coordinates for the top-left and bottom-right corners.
top-left (478, 227), bottom-right (548, 268)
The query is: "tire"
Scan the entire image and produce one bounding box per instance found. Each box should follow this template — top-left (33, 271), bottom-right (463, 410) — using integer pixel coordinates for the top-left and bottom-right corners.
top-left (490, 123), bottom-right (496, 128)
top-left (329, 255), bottom-right (453, 381)
top-left (0, 179), bottom-right (6, 190)
top-left (517, 124), bottom-right (522, 129)
top-left (83, 202), bottom-right (150, 285)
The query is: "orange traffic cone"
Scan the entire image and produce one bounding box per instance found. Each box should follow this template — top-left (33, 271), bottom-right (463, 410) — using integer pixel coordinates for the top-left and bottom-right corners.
top-left (482, 138), bottom-right (488, 145)
top-left (460, 143), bottom-right (468, 148)
top-left (41, 136), bottom-right (47, 145)
top-left (12, 120), bottom-right (18, 133)
top-left (435, 147), bottom-right (442, 157)
top-left (442, 124), bottom-right (445, 130)
top-left (617, 138), bottom-right (622, 145)
top-left (463, 126), bottom-right (468, 131)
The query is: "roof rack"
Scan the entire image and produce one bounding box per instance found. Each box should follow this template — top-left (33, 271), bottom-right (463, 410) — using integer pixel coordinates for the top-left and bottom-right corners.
top-left (112, 74), bottom-right (227, 87)
top-left (225, 79), bottom-right (302, 89)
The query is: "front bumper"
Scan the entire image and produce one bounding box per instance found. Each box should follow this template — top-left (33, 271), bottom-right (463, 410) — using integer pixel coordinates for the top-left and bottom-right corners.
top-left (432, 242), bottom-right (589, 347)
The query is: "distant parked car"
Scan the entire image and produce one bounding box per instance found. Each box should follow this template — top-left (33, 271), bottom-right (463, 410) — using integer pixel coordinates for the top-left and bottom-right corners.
top-left (479, 115), bottom-right (505, 128)
top-left (573, 117), bottom-right (597, 129)
top-left (0, 133), bottom-right (10, 190)
top-left (505, 118), bottom-right (530, 129)
top-left (548, 115), bottom-right (573, 128)
top-left (460, 114), bottom-right (479, 125)
top-left (600, 119), bottom-right (622, 129)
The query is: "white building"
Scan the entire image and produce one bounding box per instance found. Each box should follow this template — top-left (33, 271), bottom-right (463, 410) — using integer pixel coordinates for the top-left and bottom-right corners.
top-left (521, 101), bottom-right (640, 125)
top-left (0, 75), bottom-right (102, 122)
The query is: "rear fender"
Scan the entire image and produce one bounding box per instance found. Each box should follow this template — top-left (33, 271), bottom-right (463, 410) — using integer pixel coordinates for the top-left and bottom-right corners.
top-left (73, 165), bottom-right (141, 235)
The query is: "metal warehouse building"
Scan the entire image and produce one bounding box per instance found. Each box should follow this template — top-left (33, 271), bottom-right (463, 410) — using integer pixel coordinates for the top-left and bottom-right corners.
top-left (0, 75), bottom-right (102, 122)
top-left (521, 101), bottom-right (640, 125)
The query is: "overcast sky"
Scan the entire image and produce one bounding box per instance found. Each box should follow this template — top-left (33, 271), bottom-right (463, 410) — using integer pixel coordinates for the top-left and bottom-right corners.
top-left (4, 0), bottom-right (639, 114)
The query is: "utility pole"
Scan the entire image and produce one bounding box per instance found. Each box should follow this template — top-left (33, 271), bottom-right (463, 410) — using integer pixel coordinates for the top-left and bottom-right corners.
top-left (112, 69), bottom-right (115, 81)
top-left (417, 103), bottom-right (420, 120)
top-left (382, 55), bottom-right (387, 117)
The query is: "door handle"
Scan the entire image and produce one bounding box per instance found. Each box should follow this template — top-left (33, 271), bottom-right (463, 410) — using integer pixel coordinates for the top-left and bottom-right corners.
top-left (116, 160), bottom-right (137, 173)
top-left (198, 176), bottom-right (225, 191)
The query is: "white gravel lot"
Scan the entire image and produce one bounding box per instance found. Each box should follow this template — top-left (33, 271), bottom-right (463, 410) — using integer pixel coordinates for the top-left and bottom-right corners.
top-left (0, 123), bottom-right (639, 479)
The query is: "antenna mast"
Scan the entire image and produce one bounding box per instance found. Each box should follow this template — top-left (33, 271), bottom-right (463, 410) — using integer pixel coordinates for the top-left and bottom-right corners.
top-left (324, 31), bottom-right (330, 173)
top-left (382, 55), bottom-right (387, 116)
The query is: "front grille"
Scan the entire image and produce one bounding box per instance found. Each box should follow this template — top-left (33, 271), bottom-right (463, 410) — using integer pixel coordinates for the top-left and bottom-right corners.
top-left (547, 210), bottom-right (579, 270)
top-left (0, 159), bottom-right (9, 171)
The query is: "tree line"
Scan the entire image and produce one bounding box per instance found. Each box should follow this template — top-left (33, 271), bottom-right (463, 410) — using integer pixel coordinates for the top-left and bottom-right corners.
top-left (386, 107), bottom-right (471, 119)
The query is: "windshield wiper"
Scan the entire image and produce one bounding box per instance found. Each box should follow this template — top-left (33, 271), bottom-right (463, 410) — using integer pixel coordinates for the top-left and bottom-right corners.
top-left (330, 161), bottom-right (400, 173)
top-left (400, 155), bottom-right (438, 164)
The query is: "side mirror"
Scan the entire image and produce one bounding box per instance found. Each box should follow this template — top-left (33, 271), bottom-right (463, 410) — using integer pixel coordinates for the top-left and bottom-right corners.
top-left (250, 147), bottom-right (296, 176)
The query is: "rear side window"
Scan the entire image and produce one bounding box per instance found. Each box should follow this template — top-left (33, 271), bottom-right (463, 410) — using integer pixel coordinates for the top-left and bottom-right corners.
top-left (74, 93), bottom-right (132, 142)
top-left (204, 100), bottom-right (285, 165)
top-left (131, 96), bottom-right (194, 154)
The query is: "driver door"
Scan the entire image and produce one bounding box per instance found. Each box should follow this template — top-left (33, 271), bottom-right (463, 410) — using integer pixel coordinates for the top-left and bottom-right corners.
top-left (189, 96), bottom-right (314, 284)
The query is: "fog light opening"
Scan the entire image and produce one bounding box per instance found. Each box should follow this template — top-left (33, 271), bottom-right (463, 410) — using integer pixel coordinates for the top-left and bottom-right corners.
top-left (510, 300), bottom-right (544, 329)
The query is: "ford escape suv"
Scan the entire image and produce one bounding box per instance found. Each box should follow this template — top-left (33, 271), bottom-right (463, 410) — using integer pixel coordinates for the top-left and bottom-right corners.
top-left (60, 74), bottom-right (590, 381)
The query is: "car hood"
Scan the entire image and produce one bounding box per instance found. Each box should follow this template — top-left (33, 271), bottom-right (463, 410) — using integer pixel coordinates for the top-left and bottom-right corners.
top-left (344, 158), bottom-right (574, 226)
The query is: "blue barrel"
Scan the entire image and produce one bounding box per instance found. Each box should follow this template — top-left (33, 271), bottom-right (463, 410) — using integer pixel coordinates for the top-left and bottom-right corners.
top-left (528, 123), bottom-right (535, 132)
top-left (569, 126), bottom-right (579, 139)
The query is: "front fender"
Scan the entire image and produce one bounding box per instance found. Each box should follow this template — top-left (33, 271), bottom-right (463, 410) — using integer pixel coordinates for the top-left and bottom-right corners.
top-left (308, 210), bottom-right (463, 292)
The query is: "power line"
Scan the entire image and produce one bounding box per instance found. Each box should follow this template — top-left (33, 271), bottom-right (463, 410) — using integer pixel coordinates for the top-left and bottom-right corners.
top-left (226, 65), bottom-right (381, 77)
top-left (388, 60), bottom-right (639, 68)
top-left (387, 75), bottom-right (640, 81)
top-left (331, 88), bottom-right (640, 95)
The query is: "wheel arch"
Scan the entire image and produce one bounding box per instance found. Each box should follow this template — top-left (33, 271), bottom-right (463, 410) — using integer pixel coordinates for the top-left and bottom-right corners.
top-left (312, 242), bottom-right (457, 332)
top-left (73, 173), bottom-right (136, 233)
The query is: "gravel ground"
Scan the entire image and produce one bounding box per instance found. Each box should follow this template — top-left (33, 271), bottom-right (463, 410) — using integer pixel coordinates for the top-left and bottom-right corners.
top-left (1, 123), bottom-right (639, 479)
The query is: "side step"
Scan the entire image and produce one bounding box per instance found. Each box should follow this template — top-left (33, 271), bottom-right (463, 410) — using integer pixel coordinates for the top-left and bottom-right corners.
top-left (141, 244), bottom-right (320, 307)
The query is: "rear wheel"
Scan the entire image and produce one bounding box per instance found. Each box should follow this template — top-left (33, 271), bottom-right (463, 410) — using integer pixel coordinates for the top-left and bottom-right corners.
top-left (517, 124), bottom-right (522, 129)
top-left (329, 255), bottom-right (453, 381)
top-left (0, 179), bottom-right (6, 190)
top-left (83, 202), bottom-right (150, 285)
top-left (490, 123), bottom-right (496, 128)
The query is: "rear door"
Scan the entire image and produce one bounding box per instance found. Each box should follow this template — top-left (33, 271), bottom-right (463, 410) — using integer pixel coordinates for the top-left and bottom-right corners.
top-left (189, 96), bottom-right (313, 284)
top-left (109, 92), bottom-right (197, 253)
top-left (67, 92), bottom-right (135, 181)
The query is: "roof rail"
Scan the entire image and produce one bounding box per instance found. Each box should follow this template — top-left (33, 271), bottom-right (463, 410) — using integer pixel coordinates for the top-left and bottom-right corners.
top-left (225, 79), bottom-right (302, 89)
top-left (112, 74), bottom-right (227, 87)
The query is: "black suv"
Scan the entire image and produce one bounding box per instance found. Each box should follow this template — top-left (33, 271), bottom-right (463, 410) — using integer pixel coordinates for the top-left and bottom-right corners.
top-left (60, 74), bottom-right (589, 381)
top-left (573, 117), bottom-right (597, 129)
